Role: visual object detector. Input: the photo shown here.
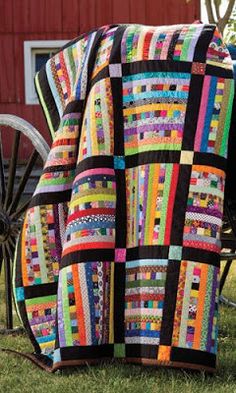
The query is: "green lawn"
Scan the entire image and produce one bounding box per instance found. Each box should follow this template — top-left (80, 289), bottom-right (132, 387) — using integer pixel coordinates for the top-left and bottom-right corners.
top-left (0, 266), bottom-right (235, 393)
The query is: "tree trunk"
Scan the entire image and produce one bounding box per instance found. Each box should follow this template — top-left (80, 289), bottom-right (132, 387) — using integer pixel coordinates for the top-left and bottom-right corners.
top-left (187, 0), bottom-right (235, 36)
top-left (217, 0), bottom-right (235, 35)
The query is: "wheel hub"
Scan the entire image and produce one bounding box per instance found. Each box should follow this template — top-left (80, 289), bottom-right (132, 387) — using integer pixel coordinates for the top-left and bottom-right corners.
top-left (0, 211), bottom-right (11, 243)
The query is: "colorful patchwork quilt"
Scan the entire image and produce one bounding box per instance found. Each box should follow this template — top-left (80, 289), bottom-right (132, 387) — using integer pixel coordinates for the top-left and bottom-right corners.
top-left (14, 23), bottom-right (235, 373)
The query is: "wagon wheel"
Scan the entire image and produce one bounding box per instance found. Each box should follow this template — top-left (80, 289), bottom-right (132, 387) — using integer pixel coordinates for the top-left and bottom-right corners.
top-left (0, 114), bottom-right (50, 331)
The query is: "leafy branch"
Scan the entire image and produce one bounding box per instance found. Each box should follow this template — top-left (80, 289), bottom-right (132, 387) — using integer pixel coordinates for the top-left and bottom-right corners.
top-left (225, 7), bottom-right (236, 45)
top-left (187, 0), bottom-right (236, 37)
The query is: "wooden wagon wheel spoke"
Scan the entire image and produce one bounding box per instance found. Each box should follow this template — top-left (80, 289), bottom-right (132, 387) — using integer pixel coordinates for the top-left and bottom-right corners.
top-left (4, 130), bottom-right (21, 210)
top-left (0, 245), bottom-right (3, 275)
top-left (2, 244), bottom-right (13, 330)
top-left (8, 235), bottom-right (16, 250)
top-left (6, 241), bottom-right (14, 265)
top-left (8, 149), bottom-right (39, 215)
top-left (10, 198), bottom-right (31, 221)
top-left (0, 129), bottom-right (6, 207)
top-left (220, 259), bottom-right (233, 294)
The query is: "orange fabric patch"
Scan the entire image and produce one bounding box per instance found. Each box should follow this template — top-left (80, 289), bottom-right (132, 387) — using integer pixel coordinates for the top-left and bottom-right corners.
top-left (158, 345), bottom-right (171, 362)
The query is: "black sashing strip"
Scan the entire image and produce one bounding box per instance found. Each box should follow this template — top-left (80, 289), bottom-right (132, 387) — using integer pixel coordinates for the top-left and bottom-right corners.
top-left (126, 245), bottom-right (169, 260)
top-left (24, 282), bottom-right (58, 299)
top-left (193, 24), bottom-right (215, 63)
top-left (36, 66), bottom-right (60, 134)
top-left (29, 190), bottom-right (71, 208)
top-left (110, 25), bottom-right (127, 344)
top-left (54, 314), bottom-right (60, 352)
top-left (225, 86), bottom-right (236, 200)
top-left (43, 163), bottom-right (76, 174)
top-left (206, 64), bottom-right (233, 79)
top-left (159, 260), bottom-right (180, 346)
top-left (76, 173), bottom-right (115, 184)
top-left (125, 344), bottom-right (157, 359)
top-left (114, 263), bottom-right (126, 342)
top-left (170, 165), bottom-right (192, 245)
top-left (182, 74), bottom-right (204, 151)
top-left (122, 60), bottom-right (192, 75)
top-left (60, 344), bottom-right (114, 360)
top-left (91, 66), bottom-right (110, 89)
top-left (63, 99), bottom-right (84, 115)
top-left (167, 30), bottom-right (181, 60)
top-left (171, 347), bottom-right (216, 368)
top-left (125, 151), bottom-right (181, 168)
top-left (182, 247), bottom-right (220, 267)
top-left (193, 152), bottom-right (227, 171)
top-left (76, 156), bottom-right (114, 175)
top-left (60, 249), bottom-right (115, 268)
top-left (113, 170), bottom-right (126, 247)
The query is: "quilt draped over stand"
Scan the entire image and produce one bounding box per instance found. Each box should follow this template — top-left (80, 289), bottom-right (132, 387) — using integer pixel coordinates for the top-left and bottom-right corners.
top-left (13, 22), bottom-right (235, 373)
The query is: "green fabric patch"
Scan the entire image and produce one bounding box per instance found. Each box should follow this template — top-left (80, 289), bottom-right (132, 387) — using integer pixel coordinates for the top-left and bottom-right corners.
top-left (168, 246), bottom-right (182, 260)
top-left (114, 343), bottom-right (125, 358)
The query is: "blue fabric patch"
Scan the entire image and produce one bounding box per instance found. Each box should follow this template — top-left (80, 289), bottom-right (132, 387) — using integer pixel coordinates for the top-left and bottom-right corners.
top-left (15, 287), bottom-right (25, 301)
top-left (53, 348), bottom-right (61, 363)
top-left (125, 330), bottom-right (160, 338)
top-left (114, 156), bottom-right (125, 169)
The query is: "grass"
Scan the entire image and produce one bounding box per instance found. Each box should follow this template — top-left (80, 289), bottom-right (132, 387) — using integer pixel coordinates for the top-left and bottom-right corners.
top-left (0, 266), bottom-right (235, 393)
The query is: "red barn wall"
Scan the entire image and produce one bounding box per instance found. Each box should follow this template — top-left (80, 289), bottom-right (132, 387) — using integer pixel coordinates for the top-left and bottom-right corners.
top-left (0, 0), bottom-right (200, 158)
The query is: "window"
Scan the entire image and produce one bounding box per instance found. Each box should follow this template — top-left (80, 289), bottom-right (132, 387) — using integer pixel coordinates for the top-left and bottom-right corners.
top-left (24, 40), bottom-right (68, 105)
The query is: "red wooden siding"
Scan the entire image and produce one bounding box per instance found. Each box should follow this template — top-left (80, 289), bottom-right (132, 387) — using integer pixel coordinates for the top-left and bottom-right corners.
top-left (0, 0), bottom-right (200, 159)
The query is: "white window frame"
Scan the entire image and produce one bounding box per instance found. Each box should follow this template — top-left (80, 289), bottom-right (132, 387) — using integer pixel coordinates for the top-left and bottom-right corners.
top-left (24, 40), bottom-right (68, 105)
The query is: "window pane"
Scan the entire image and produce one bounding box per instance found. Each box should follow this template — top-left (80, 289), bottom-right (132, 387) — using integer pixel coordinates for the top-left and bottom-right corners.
top-left (35, 53), bottom-right (50, 73)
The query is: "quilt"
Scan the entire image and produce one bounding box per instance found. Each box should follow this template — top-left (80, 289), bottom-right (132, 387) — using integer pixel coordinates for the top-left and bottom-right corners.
top-left (13, 22), bottom-right (235, 372)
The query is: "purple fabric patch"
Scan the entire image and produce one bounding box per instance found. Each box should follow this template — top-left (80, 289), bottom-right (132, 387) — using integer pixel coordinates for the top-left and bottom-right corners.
top-left (115, 248), bottom-right (126, 262)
